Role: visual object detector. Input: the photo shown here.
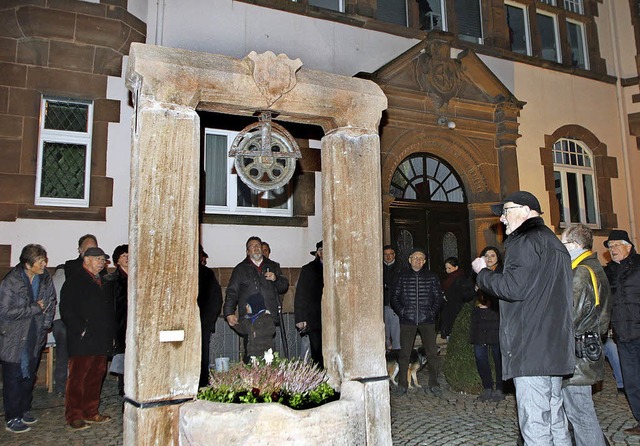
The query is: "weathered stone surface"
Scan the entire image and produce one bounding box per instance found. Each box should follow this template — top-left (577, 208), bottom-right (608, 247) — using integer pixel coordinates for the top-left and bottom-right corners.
top-left (180, 381), bottom-right (367, 445)
top-left (126, 43), bottom-right (386, 133)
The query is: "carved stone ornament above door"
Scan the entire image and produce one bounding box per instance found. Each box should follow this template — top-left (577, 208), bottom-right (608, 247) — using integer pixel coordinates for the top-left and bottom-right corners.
top-left (416, 39), bottom-right (461, 105)
top-left (244, 51), bottom-right (303, 107)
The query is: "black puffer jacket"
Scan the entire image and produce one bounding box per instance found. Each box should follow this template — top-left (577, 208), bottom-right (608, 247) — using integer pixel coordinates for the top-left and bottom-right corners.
top-left (477, 217), bottom-right (574, 380)
top-left (223, 257), bottom-right (289, 324)
top-left (606, 250), bottom-right (640, 343)
top-left (391, 267), bottom-right (444, 325)
top-left (564, 252), bottom-right (612, 386)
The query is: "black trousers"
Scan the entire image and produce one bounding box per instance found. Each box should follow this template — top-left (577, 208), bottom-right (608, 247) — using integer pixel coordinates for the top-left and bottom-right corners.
top-left (2, 357), bottom-right (38, 421)
top-left (398, 323), bottom-right (439, 389)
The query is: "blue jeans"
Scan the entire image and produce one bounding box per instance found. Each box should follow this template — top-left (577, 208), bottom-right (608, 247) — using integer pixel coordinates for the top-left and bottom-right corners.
top-left (618, 338), bottom-right (640, 422)
top-left (513, 376), bottom-right (571, 446)
top-left (603, 337), bottom-right (624, 389)
top-left (562, 385), bottom-right (606, 446)
top-left (474, 343), bottom-right (502, 390)
top-left (1, 357), bottom-right (38, 421)
top-left (384, 306), bottom-right (401, 350)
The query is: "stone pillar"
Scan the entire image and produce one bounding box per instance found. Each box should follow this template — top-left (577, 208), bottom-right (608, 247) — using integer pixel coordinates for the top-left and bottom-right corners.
top-left (321, 128), bottom-right (391, 445)
top-left (123, 100), bottom-right (201, 445)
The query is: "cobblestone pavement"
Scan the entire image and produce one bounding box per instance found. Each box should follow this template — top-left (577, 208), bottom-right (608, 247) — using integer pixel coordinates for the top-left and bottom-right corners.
top-left (1, 365), bottom-right (639, 445)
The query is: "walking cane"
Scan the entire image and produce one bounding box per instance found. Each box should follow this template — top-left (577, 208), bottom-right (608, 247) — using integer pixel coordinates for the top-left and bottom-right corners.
top-left (277, 293), bottom-right (289, 359)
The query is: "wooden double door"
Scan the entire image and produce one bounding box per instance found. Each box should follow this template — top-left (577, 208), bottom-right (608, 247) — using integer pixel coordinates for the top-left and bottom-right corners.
top-left (390, 202), bottom-right (471, 277)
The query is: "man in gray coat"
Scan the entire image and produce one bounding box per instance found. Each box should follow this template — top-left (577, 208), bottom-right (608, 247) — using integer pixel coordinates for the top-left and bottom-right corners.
top-left (472, 191), bottom-right (574, 445)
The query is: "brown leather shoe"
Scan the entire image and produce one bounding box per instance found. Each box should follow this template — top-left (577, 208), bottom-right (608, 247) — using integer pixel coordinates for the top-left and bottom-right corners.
top-left (83, 414), bottom-right (112, 424)
top-left (624, 424), bottom-right (640, 435)
top-left (67, 419), bottom-right (91, 431)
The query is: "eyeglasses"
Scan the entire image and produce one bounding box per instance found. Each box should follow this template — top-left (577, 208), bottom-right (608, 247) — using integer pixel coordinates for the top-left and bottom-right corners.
top-left (608, 242), bottom-right (628, 250)
top-left (409, 256), bottom-right (426, 261)
top-left (502, 205), bottom-right (524, 216)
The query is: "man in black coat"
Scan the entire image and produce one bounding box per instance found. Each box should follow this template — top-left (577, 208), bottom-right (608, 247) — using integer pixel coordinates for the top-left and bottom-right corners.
top-left (604, 229), bottom-right (640, 436)
top-left (224, 237), bottom-right (289, 360)
top-left (383, 245), bottom-right (402, 351)
top-left (60, 247), bottom-right (115, 431)
top-left (391, 248), bottom-right (444, 396)
top-left (295, 241), bottom-right (324, 367)
top-left (198, 245), bottom-right (223, 387)
top-left (472, 191), bottom-right (574, 445)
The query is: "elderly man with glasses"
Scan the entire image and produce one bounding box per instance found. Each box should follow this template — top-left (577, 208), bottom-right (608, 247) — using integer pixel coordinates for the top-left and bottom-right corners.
top-left (604, 229), bottom-right (640, 435)
top-left (390, 248), bottom-right (444, 397)
top-left (472, 191), bottom-right (574, 445)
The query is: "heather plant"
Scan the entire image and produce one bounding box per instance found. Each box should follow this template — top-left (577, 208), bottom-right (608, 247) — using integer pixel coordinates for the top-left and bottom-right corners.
top-left (198, 349), bottom-right (338, 409)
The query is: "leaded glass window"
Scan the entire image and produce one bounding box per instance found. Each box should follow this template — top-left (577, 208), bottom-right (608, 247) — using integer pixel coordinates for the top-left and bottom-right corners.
top-left (35, 97), bottom-right (93, 207)
top-left (390, 154), bottom-right (465, 203)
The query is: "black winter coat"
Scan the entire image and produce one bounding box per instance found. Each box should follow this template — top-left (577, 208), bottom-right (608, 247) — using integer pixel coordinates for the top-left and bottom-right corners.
top-left (391, 267), bottom-right (444, 325)
top-left (61, 268), bottom-right (115, 357)
top-left (104, 266), bottom-right (128, 354)
top-left (440, 269), bottom-right (477, 338)
top-left (476, 217), bottom-right (575, 380)
top-left (223, 257), bottom-right (289, 324)
top-left (606, 250), bottom-right (640, 343)
top-left (383, 261), bottom-right (403, 307)
top-left (294, 257), bottom-right (323, 332)
top-left (198, 264), bottom-right (223, 334)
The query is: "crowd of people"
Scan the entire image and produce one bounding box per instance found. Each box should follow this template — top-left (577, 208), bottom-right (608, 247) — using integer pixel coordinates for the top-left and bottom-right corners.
top-left (384, 190), bottom-right (640, 445)
top-left (2, 191), bottom-right (640, 443)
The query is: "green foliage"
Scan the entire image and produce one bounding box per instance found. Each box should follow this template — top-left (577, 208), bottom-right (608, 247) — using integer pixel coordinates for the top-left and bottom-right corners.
top-left (197, 349), bottom-right (338, 410)
top-left (442, 302), bottom-right (483, 394)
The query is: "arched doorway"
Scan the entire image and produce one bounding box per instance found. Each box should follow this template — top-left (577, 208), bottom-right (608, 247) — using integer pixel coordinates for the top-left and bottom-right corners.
top-left (389, 153), bottom-right (470, 276)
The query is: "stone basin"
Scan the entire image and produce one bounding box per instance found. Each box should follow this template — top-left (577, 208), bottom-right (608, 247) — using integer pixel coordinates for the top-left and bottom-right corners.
top-left (179, 381), bottom-right (367, 445)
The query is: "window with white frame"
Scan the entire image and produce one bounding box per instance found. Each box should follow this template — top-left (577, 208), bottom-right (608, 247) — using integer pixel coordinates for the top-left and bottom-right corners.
top-left (309, 0), bottom-right (344, 12)
top-left (204, 129), bottom-right (293, 216)
top-left (563, 0), bottom-right (583, 14)
top-left (566, 20), bottom-right (588, 69)
top-left (553, 138), bottom-right (599, 227)
top-left (505, 3), bottom-right (531, 55)
top-left (376, 0), bottom-right (408, 26)
top-left (455, 0), bottom-right (483, 44)
top-left (35, 97), bottom-right (93, 208)
top-left (536, 11), bottom-right (561, 62)
top-left (537, 0), bottom-right (556, 5)
top-left (418, 0), bottom-right (446, 31)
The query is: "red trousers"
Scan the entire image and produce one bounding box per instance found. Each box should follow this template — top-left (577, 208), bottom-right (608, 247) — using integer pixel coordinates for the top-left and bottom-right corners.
top-left (65, 355), bottom-right (107, 423)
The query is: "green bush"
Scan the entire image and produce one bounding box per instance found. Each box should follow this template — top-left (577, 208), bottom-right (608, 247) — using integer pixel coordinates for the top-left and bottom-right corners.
top-left (442, 302), bottom-right (483, 394)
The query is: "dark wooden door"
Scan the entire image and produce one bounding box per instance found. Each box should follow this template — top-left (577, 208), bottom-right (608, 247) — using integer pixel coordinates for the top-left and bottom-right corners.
top-left (391, 202), bottom-right (470, 277)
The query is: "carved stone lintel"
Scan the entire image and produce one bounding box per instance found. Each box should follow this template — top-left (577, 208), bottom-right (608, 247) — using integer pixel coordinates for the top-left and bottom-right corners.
top-left (244, 51), bottom-right (303, 107)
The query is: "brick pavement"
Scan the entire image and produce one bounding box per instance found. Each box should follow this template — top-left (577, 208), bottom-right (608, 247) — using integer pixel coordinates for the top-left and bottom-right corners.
top-left (1, 365), bottom-right (639, 445)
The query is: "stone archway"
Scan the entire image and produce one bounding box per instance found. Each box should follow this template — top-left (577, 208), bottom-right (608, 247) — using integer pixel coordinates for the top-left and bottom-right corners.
top-left (124, 44), bottom-right (389, 445)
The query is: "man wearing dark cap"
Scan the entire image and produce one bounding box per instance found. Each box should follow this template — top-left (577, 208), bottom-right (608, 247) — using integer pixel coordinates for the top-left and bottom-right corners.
top-left (472, 191), bottom-right (574, 445)
top-left (60, 247), bottom-right (115, 431)
top-left (604, 229), bottom-right (640, 435)
top-left (295, 241), bottom-right (324, 367)
top-left (391, 247), bottom-right (444, 397)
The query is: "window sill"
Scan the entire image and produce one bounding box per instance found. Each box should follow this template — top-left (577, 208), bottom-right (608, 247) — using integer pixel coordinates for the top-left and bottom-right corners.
top-left (202, 213), bottom-right (308, 227)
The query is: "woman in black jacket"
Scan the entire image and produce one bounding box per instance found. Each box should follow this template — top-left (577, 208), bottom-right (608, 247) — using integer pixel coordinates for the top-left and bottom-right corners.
top-left (439, 257), bottom-right (476, 339)
top-left (470, 246), bottom-right (504, 402)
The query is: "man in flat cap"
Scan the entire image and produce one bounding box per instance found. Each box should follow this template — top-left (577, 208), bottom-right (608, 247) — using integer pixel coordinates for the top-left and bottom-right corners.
top-left (472, 191), bottom-right (574, 445)
top-left (60, 247), bottom-right (115, 431)
top-left (604, 229), bottom-right (640, 435)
